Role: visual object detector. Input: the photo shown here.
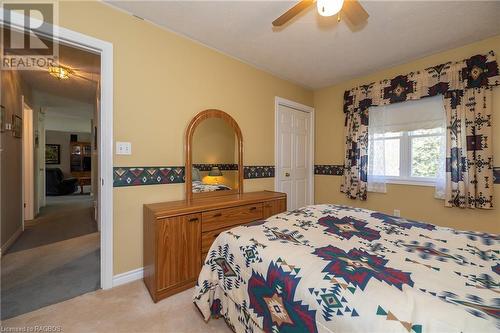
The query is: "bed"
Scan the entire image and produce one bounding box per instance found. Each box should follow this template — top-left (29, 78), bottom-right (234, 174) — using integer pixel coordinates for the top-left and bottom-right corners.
top-left (193, 204), bottom-right (499, 333)
top-left (192, 180), bottom-right (232, 193)
top-left (191, 167), bottom-right (232, 193)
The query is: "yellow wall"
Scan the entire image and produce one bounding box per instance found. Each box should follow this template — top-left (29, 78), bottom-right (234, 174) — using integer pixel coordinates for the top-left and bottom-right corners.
top-left (314, 35), bottom-right (500, 234)
top-left (56, 1), bottom-right (313, 274)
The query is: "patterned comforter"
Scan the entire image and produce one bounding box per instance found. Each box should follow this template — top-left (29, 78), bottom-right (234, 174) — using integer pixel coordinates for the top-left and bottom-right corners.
top-left (192, 181), bottom-right (231, 193)
top-left (193, 204), bottom-right (499, 333)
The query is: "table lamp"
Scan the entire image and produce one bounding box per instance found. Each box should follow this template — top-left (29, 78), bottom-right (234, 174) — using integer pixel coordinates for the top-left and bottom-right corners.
top-left (208, 166), bottom-right (223, 184)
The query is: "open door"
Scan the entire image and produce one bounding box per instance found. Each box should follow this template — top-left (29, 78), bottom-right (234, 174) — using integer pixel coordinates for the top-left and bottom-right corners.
top-left (22, 99), bottom-right (35, 221)
top-left (37, 108), bottom-right (46, 212)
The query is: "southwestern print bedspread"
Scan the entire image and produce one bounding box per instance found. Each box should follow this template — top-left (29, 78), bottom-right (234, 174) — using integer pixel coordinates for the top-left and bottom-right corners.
top-left (192, 181), bottom-right (232, 193)
top-left (193, 204), bottom-right (499, 333)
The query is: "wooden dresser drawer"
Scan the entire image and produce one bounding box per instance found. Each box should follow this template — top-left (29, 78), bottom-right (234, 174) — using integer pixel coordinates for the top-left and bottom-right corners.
top-left (201, 226), bottom-right (233, 253)
top-left (263, 198), bottom-right (287, 219)
top-left (202, 203), bottom-right (263, 232)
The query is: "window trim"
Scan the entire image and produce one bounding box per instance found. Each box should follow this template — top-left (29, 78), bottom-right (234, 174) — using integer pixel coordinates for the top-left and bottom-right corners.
top-left (369, 130), bottom-right (444, 187)
top-left (384, 177), bottom-right (436, 187)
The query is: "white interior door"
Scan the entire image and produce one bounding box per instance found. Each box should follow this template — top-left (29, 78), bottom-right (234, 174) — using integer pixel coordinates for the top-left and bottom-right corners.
top-left (276, 101), bottom-right (313, 210)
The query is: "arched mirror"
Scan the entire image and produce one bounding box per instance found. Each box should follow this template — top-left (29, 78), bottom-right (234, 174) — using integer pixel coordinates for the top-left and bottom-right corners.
top-left (185, 110), bottom-right (243, 200)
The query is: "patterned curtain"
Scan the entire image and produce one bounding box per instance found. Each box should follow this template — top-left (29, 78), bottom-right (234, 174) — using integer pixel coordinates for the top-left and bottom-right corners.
top-left (341, 82), bottom-right (376, 200)
top-left (443, 87), bottom-right (494, 208)
top-left (341, 104), bottom-right (369, 200)
top-left (342, 51), bottom-right (499, 208)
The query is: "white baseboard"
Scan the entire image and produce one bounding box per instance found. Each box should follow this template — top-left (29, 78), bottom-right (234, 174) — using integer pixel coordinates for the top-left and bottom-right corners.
top-left (112, 267), bottom-right (144, 287)
top-left (0, 226), bottom-right (23, 256)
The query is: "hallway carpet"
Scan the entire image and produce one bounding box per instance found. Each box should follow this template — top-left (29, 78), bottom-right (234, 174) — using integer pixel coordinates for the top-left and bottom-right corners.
top-left (2, 281), bottom-right (231, 333)
top-left (7, 195), bottom-right (97, 253)
top-left (1, 195), bottom-right (100, 320)
top-left (1, 233), bottom-right (100, 320)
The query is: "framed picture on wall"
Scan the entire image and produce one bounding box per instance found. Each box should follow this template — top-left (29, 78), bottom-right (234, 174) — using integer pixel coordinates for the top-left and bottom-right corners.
top-left (0, 105), bottom-right (5, 133)
top-left (46, 144), bottom-right (61, 164)
top-left (12, 114), bottom-right (22, 138)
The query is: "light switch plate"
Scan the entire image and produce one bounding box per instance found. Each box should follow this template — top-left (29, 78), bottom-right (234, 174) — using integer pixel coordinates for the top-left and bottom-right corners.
top-left (116, 141), bottom-right (132, 155)
top-left (393, 209), bottom-right (401, 217)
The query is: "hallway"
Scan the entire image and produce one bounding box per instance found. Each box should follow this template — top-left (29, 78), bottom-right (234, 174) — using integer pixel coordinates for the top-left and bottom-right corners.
top-left (1, 196), bottom-right (100, 320)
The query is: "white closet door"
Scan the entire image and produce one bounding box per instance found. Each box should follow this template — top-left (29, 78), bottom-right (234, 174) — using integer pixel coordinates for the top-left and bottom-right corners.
top-left (276, 104), bottom-right (311, 210)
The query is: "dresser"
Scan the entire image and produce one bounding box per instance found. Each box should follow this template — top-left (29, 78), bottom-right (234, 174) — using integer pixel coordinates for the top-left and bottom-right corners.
top-left (143, 191), bottom-right (286, 302)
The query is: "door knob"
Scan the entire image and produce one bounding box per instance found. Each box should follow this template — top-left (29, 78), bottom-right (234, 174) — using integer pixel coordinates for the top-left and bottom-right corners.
top-left (285, 172), bottom-right (290, 177)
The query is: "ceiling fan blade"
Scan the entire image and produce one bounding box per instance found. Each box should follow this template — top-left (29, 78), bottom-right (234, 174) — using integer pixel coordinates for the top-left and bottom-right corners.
top-left (342, 0), bottom-right (369, 26)
top-left (272, 0), bottom-right (314, 27)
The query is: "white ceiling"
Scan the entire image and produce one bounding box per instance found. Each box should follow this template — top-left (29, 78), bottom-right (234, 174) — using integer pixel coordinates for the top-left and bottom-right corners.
top-left (33, 91), bottom-right (95, 119)
top-left (107, 1), bottom-right (500, 89)
top-left (20, 38), bottom-right (100, 105)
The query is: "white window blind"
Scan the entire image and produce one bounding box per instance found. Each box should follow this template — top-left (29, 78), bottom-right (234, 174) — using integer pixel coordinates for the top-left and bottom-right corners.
top-left (367, 95), bottom-right (446, 198)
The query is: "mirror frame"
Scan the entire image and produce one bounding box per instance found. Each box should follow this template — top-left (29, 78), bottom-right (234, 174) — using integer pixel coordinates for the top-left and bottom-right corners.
top-left (185, 109), bottom-right (243, 201)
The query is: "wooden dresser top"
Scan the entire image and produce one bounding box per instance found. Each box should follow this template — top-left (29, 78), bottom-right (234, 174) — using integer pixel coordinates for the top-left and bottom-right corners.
top-left (145, 191), bottom-right (286, 219)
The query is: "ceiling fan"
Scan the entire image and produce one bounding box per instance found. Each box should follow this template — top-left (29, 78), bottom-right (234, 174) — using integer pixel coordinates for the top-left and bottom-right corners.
top-left (272, 0), bottom-right (369, 27)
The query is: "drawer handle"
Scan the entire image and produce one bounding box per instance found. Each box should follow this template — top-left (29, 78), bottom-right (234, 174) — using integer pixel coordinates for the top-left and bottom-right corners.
top-left (213, 213), bottom-right (222, 218)
top-left (189, 217), bottom-right (199, 222)
top-left (264, 204), bottom-right (272, 208)
top-left (249, 207), bottom-right (257, 211)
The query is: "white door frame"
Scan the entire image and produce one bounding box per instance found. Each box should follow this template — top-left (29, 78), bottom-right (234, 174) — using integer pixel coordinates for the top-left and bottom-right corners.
top-left (37, 108), bottom-right (46, 212)
top-left (22, 98), bottom-right (35, 222)
top-left (274, 97), bottom-right (315, 207)
top-left (1, 10), bottom-right (114, 289)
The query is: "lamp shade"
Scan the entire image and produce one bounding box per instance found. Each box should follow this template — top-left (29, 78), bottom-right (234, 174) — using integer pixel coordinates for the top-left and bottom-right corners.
top-left (208, 166), bottom-right (222, 177)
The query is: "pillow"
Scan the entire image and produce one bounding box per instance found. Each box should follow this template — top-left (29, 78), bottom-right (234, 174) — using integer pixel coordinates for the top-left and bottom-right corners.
top-left (192, 167), bottom-right (201, 181)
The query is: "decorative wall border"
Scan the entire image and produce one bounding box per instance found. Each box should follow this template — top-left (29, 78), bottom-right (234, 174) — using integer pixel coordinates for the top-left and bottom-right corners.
top-left (313, 165), bottom-right (500, 184)
top-left (114, 165), bottom-right (500, 187)
top-left (193, 163), bottom-right (238, 171)
top-left (314, 165), bottom-right (344, 176)
top-left (114, 165), bottom-right (275, 187)
top-left (113, 167), bottom-right (184, 187)
top-left (243, 166), bottom-right (275, 179)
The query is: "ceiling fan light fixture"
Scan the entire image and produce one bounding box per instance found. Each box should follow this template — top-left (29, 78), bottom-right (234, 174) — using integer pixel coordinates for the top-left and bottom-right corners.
top-left (317, 0), bottom-right (345, 17)
top-left (48, 65), bottom-right (72, 80)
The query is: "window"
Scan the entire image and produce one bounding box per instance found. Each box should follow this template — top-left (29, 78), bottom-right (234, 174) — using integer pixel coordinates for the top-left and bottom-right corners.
top-left (368, 96), bottom-right (446, 188)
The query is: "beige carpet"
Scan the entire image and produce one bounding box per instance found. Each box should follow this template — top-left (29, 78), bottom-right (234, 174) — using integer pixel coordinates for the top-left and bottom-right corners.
top-left (2, 281), bottom-right (232, 333)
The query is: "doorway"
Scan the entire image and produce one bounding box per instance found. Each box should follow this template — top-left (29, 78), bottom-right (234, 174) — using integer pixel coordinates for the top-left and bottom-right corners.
top-left (1, 8), bottom-right (114, 289)
top-left (1, 37), bottom-right (100, 320)
top-left (1, 12), bottom-right (114, 320)
top-left (274, 97), bottom-right (314, 210)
